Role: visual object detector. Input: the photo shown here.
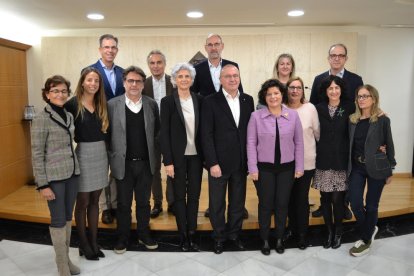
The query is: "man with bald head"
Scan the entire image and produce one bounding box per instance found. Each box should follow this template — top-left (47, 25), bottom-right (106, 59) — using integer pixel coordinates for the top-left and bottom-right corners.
top-left (201, 65), bottom-right (254, 254)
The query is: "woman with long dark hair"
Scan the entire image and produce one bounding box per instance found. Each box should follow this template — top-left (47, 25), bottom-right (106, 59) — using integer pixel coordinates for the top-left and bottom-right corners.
top-left (65, 67), bottom-right (109, 260)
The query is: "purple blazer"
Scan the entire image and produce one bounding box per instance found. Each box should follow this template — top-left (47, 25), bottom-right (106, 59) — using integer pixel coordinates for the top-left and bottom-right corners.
top-left (247, 106), bottom-right (304, 174)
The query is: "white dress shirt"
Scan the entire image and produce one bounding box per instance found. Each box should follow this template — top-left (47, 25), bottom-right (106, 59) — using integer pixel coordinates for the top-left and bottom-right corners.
top-left (152, 74), bottom-right (166, 111)
top-left (125, 94), bottom-right (142, 113)
top-left (222, 88), bottom-right (240, 127)
top-left (208, 59), bottom-right (222, 92)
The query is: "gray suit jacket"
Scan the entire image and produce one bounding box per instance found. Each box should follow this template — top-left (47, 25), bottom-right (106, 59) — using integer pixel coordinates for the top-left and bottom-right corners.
top-left (31, 104), bottom-right (80, 187)
top-left (107, 94), bottom-right (160, 180)
top-left (348, 116), bottom-right (396, 180)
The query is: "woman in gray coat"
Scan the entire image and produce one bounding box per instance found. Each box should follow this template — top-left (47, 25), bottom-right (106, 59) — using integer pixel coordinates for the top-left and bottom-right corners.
top-left (348, 84), bottom-right (396, 257)
top-left (31, 75), bottom-right (80, 276)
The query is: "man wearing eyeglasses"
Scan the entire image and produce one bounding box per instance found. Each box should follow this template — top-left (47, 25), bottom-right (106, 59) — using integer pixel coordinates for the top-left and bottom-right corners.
top-left (142, 50), bottom-right (175, 218)
top-left (309, 43), bottom-right (363, 105)
top-left (201, 65), bottom-right (254, 254)
top-left (192, 33), bottom-right (248, 219)
top-left (107, 66), bottom-right (160, 254)
top-left (83, 34), bottom-right (126, 225)
top-left (309, 43), bottom-right (363, 220)
top-left (192, 33), bottom-right (244, 97)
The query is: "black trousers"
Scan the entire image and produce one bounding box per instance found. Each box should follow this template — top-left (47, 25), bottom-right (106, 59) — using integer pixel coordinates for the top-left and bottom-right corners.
top-left (116, 160), bottom-right (152, 242)
top-left (255, 168), bottom-right (294, 240)
top-left (172, 155), bottom-right (203, 234)
top-left (288, 169), bottom-right (314, 235)
top-left (208, 168), bottom-right (247, 242)
top-left (321, 191), bottom-right (345, 233)
top-left (152, 151), bottom-right (174, 206)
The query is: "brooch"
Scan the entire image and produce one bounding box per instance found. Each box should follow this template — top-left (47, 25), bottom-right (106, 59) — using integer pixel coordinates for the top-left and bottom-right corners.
top-left (337, 107), bottom-right (345, 117)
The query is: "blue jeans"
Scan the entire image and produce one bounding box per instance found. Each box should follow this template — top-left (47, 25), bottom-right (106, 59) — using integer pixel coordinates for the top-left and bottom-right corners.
top-left (348, 165), bottom-right (385, 241)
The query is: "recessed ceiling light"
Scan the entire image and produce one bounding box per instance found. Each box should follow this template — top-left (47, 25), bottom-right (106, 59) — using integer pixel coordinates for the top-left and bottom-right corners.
top-left (186, 11), bottom-right (203, 18)
top-left (87, 13), bottom-right (104, 20)
top-left (287, 10), bottom-right (304, 17)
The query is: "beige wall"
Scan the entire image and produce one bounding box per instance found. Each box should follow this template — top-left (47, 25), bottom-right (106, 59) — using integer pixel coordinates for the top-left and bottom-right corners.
top-left (39, 32), bottom-right (357, 105)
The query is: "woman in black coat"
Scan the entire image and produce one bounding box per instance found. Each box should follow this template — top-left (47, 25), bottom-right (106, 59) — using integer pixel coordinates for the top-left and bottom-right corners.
top-left (160, 62), bottom-right (203, 251)
top-left (312, 75), bottom-right (355, 249)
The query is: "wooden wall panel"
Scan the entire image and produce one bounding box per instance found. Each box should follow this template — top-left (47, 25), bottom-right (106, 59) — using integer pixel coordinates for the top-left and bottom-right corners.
top-left (0, 40), bottom-right (32, 199)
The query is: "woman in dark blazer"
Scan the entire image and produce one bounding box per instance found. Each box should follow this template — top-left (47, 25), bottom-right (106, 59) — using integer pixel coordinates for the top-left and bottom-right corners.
top-left (160, 62), bottom-right (203, 251)
top-left (312, 75), bottom-right (355, 249)
top-left (31, 75), bottom-right (80, 275)
top-left (348, 85), bottom-right (396, 257)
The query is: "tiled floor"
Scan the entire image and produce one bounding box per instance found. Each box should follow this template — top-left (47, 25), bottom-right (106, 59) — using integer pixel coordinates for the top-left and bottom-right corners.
top-left (1, 233), bottom-right (414, 276)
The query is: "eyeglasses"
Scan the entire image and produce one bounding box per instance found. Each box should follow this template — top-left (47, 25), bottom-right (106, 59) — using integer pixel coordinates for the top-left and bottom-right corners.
top-left (205, 43), bottom-right (222, 48)
top-left (288, 86), bottom-right (303, 91)
top-left (357, 94), bottom-right (372, 100)
top-left (329, 54), bottom-right (346, 59)
top-left (126, 79), bottom-right (144, 85)
top-left (222, 74), bottom-right (240, 80)
top-left (49, 89), bottom-right (69, 95)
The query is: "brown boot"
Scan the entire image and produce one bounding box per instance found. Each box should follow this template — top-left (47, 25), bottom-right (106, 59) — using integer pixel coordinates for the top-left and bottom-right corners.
top-left (49, 226), bottom-right (71, 276)
top-left (65, 222), bottom-right (81, 275)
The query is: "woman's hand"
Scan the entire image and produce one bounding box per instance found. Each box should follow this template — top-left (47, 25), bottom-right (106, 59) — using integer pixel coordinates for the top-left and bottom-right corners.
top-left (295, 171), bottom-right (304, 178)
top-left (379, 145), bottom-right (387, 154)
top-left (386, 176), bottom-right (393, 185)
top-left (249, 172), bottom-right (259, 181)
top-left (40, 187), bottom-right (55, 201)
top-left (165, 165), bottom-right (175, 178)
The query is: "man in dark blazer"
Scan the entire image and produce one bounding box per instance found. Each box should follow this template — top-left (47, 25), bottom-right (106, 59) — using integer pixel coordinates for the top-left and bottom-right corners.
top-left (191, 33), bottom-right (243, 97)
top-left (191, 33), bottom-right (248, 219)
top-left (201, 65), bottom-right (254, 254)
top-left (83, 34), bottom-right (125, 225)
top-left (107, 66), bottom-right (160, 254)
top-left (142, 50), bottom-right (174, 218)
top-left (309, 43), bottom-right (363, 105)
top-left (309, 43), bottom-right (363, 220)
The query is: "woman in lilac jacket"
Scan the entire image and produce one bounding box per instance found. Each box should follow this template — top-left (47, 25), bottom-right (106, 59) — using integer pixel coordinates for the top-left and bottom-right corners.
top-left (247, 79), bottom-right (304, 255)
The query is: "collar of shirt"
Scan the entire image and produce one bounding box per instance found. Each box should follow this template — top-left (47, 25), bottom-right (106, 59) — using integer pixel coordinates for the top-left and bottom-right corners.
top-left (99, 59), bottom-right (115, 70)
top-left (125, 94), bottom-right (143, 113)
top-left (222, 88), bottom-right (240, 100)
top-left (152, 74), bottom-right (166, 85)
top-left (208, 59), bottom-right (222, 68)
top-left (329, 68), bottom-right (345, 78)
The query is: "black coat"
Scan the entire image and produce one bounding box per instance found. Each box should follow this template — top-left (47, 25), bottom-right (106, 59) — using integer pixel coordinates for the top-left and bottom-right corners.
top-left (316, 101), bottom-right (355, 170)
top-left (160, 91), bottom-right (203, 168)
top-left (201, 90), bottom-right (254, 174)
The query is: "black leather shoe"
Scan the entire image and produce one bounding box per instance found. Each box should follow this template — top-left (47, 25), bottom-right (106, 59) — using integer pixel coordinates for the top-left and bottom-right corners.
top-left (79, 245), bottom-right (99, 260)
top-left (150, 204), bottom-right (163, 218)
top-left (101, 209), bottom-right (114, 224)
top-left (312, 206), bottom-right (322, 218)
top-left (230, 238), bottom-right (246, 251)
top-left (188, 232), bottom-right (200, 251)
top-left (204, 208), bottom-right (210, 218)
top-left (261, 240), bottom-right (270, 255)
top-left (297, 234), bottom-right (308, 250)
top-left (214, 241), bottom-right (224, 254)
top-left (92, 244), bottom-right (105, 258)
top-left (180, 234), bottom-right (190, 252)
top-left (243, 208), bottom-right (249, 219)
top-left (275, 238), bottom-right (284, 254)
top-left (344, 205), bottom-right (353, 220)
top-left (332, 234), bottom-right (342, 249)
top-left (323, 231), bottom-right (333, 249)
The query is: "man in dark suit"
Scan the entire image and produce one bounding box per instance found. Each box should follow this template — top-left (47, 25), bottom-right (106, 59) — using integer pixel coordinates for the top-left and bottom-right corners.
top-left (84, 34), bottom-right (125, 224)
top-left (107, 66), bottom-right (160, 254)
top-left (192, 33), bottom-right (243, 96)
top-left (309, 43), bottom-right (363, 220)
top-left (142, 50), bottom-right (174, 218)
top-left (201, 65), bottom-right (254, 254)
top-left (309, 43), bottom-right (363, 105)
top-left (191, 33), bottom-right (248, 219)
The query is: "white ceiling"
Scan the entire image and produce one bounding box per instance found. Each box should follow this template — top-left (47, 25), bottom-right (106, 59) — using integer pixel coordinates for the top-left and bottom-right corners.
top-left (0, 0), bottom-right (413, 30)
